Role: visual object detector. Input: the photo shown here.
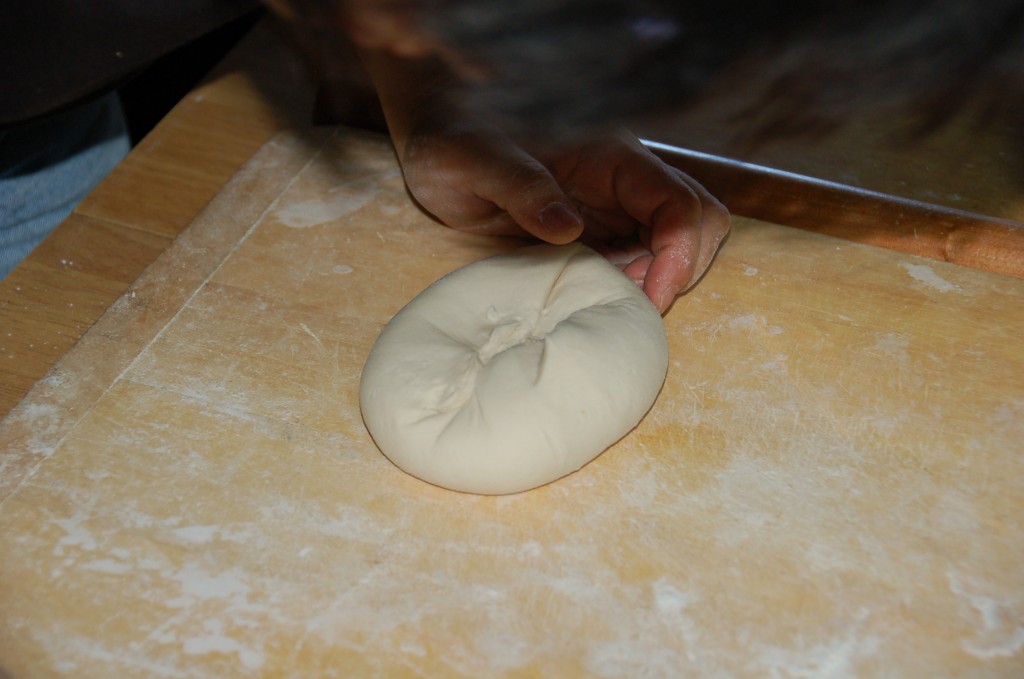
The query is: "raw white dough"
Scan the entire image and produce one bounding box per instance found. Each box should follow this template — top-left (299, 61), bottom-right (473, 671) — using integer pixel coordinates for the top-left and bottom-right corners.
top-left (359, 243), bottom-right (669, 494)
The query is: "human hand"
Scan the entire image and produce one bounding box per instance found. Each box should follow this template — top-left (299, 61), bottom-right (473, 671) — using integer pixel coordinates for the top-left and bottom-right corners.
top-left (399, 124), bottom-right (730, 313)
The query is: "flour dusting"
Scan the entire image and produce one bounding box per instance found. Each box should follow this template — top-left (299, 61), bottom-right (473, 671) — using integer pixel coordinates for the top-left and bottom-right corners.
top-left (276, 194), bottom-right (373, 228)
top-left (948, 571), bottom-right (1024, 659)
top-left (900, 262), bottom-right (959, 293)
top-left (274, 167), bottom-right (403, 228)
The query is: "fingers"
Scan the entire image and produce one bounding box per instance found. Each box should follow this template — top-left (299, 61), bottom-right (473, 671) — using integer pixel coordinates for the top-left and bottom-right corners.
top-left (644, 223), bottom-right (702, 312)
top-left (674, 170), bottom-right (731, 287)
top-left (473, 154), bottom-right (585, 244)
top-left (401, 128), bottom-right (585, 244)
top-left (643, 180), bottom-right (729, 312)
top-left (608, 146), bottom-right (730, 312)
top-left (400, 125), bottom-right (729, 314)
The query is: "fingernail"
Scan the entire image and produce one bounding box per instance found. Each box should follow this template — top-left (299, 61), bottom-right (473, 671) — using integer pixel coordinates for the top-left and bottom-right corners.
top-left (538, 202), bottom-right (582, 237)
top-left (655, 288), bottom-right (676, 313)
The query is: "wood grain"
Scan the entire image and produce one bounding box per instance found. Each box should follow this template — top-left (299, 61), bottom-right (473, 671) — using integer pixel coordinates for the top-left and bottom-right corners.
top-left (1, 128), bottom-right (1021, 677)
top-left (0, 19), bottom-right (316, 419)
top-left (0, 216), bottom-right (171, 409)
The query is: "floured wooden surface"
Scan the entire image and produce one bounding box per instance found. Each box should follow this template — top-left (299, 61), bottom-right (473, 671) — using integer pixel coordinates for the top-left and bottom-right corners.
top-left (1, 128), bottom-right (1022, 678)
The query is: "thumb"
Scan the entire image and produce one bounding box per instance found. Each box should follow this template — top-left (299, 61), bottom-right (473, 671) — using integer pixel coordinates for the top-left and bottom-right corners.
top-left (476, 156), bottom-right (584, 244)
top-left (532, 200), bottom-right (586, 245)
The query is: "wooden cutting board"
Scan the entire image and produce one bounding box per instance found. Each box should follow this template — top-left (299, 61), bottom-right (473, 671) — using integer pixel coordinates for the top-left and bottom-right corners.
top-left (1, 127), bottom-right (1022, 678)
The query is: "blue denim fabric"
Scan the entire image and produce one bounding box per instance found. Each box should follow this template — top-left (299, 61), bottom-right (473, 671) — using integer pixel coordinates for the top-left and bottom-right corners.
top-left (0, 93), bottom-right (130, 279)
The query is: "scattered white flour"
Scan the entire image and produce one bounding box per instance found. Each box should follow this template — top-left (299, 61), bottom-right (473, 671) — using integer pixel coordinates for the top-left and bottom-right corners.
top-left (653, 578), bottom-right (698, 616)
top-left (275, 194), bottom-right (373, 228)
top-left (727, 314), bottom-right (784, 335)
top-left (948, 571), bottom-right (1024, 659)
top-left (182, 619), bottom-right (264, 670)
top-left (900, 262), bottom-right (959, 293)
top-left (170, 525), bottom-right (251, 544)
top-left (166, 564), bottom-right (251, 608)
top-left (53, 512), bottom-right (97, 553)
top-left (81, 559), bottom-right (134, 575)
top-left (274, 168), bottom-right (403, 228)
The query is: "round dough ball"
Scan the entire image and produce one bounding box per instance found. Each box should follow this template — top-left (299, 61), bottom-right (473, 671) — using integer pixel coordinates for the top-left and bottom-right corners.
top-left (359, 243), bottom-right (669, 495)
